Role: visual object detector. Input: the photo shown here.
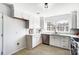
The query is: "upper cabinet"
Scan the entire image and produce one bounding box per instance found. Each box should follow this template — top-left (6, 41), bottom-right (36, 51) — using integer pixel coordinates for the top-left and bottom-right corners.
top-left (47, 22), bottom-right (55, 31)
top-left (56, 21), bottom-right (69, 33)
top-left (77, 11), bottom-right (79, 29)
top-left (71, 11), bottom-right (79, 29)
top-left (71, 11), bottom-right (77, 29)
top-left (13, 5), bottom-right (30, 20)
top-left (42, 11), bottom-right (79, 33)
top-left (55, 14), bottom-right (72, 33)
top-left (29, 16), bottom-right (40, 28)
top-left (40, 17), bottom-right (44, 29)
top-left (14, 10), bottom-right (30, 20)
top-left (42, 14), bottom-right (71, 33)
top-left (43, 17), bottom-right (55, 32)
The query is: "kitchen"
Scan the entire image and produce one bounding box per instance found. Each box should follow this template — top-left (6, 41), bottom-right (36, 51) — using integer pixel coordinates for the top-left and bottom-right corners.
top-left (0, 3), bottom-right (79, 55)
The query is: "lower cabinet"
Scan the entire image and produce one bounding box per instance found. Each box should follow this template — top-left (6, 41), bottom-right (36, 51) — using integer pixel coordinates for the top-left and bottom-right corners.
top-left (26, 35), bottom-right (32, 49)
top-left (26, 35), bottom-right (41, 49)
top-left (50, 36), bottom-right (55, 45)
top-left (50, 35), bottom-right (71, 49)
top-left (54, 36), bottom-right (61, 47)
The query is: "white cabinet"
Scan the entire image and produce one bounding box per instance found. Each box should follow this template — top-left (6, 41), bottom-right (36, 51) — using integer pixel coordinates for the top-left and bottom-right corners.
top-left (54, 36), bottom-right (61, 47)
top-left (56, 22), bottom-right (70, 33)
top-left (47, 22), bottom-right (55, 31)
top-left (50, 36), bottom-right (61, 47)
top-left (77, 11), bottom-right (79, 29)
top-left (50, 35), bottom-right (61, 47)
top-left (26, 35), bottom-right (41, 49)
top-left (29, 16), bottom-right (40, 28)
top-left (32, 35), bottom-right (41, 48)
top-left (43, 14), bottom-right (72, 33)
top-left (40, 17), bottom-right (44, 29)
top-left (55, 14), bottom-right (72, 33)
top-left (14, 10), bottom-right (23, 18)
top-left (71, 11), bottom-right (79, 29)
top-left (50, 35), bottom-right (70, 49)
top-left (50, 36), bottom-right (55, 45)
top-left (32, 35), bottom-right (37, 48)
top-left (71, 11), bottom-right (77, 29)
top-left (44, 17), bottom-right (55, 32)
top-left (14, 8), bottom-right (30, 20)
top-left (60, 37), bottom-right (70, 49)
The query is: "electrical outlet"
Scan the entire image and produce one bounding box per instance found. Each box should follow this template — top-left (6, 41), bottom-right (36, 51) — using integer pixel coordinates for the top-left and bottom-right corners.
top-left (17, 42), bottom-right (20, 45)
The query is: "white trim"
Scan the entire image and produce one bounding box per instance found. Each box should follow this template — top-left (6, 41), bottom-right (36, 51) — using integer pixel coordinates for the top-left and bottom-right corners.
top-left (8, 47), bottom-right (26, 55)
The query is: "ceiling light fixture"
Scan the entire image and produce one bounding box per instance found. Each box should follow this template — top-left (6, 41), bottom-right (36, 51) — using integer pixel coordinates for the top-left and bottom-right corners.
top-left (44, 3), bottom-right (48, 8)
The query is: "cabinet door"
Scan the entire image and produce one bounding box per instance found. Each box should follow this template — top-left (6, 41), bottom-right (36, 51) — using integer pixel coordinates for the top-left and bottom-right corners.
top-left (34, 35), bottom-right (41, 47)
top-left (0, 13), bottom-right (2, 55)
top-left (71, 11), bottom-right (77, 28)
top-left (50, 36), bottom-right (55, 45)
top-left (26, 35), bottom-right (32, 49)
top-left (32, 35), bottom-right (37, 48)
top-left (61, 37), bottom-right (70, 49)
top-left (40, 17), bottom-right (44, 29)
top-left (55, 36), bottom-right (61, 47)
top-left (77, 11), bottom-right (79, 28)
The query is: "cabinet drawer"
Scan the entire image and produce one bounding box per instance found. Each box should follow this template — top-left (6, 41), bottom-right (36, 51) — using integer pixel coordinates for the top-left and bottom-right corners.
top-left (50, 42), bottom-right (54, 45)
top-left (50, 36), bottom-right (55, 45)
top-left (50, 39), bottom-right (55, 45)
top-left (63, 44), bottom-right (70, 49)
top-left (61, 42), bottom-right (69, 49)
top-left (54, 42), bottom-right (60, 47)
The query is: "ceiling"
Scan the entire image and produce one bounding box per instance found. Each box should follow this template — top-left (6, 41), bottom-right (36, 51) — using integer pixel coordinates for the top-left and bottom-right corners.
top-left (13, 3), bottom-right (56, 17)
top-left (7, 3), bottom-right (79, 17)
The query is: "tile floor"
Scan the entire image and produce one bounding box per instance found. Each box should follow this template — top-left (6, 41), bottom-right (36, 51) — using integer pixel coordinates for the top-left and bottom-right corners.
top-left (13, 44), bottom-right (71, 55)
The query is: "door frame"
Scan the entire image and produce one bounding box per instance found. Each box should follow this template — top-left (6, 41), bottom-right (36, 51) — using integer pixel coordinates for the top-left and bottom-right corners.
top-left (0, 13), bottom-right (4, 55)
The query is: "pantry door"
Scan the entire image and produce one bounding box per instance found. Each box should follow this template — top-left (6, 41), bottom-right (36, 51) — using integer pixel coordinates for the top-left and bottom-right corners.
top-left (0, 13), bottom-right (2, 55)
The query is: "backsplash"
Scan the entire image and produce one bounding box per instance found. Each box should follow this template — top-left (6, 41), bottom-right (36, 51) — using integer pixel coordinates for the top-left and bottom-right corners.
top-left (26, 28), bottom-right (41, 34)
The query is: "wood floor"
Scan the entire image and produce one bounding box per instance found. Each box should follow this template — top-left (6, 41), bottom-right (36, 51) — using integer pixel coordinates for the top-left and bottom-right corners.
top-left (13, 44), bottom-right (71, 55)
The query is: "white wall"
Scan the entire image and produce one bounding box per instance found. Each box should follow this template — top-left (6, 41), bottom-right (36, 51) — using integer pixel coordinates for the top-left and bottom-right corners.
top-left (3, 15), bottom-right (27, 55)
top-left (0, 4), bottom-right (11, 17)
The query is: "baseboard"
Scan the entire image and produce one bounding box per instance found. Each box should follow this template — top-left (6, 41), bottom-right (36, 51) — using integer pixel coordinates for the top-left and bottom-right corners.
top-left (8, 42), bottom-right (42, 55)
top-left (50, 45), bottom-right (70, 50)
top-left (32, 43), bottom-right (42, 49)
top-left (9, 47), bottom-right (26, 55)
